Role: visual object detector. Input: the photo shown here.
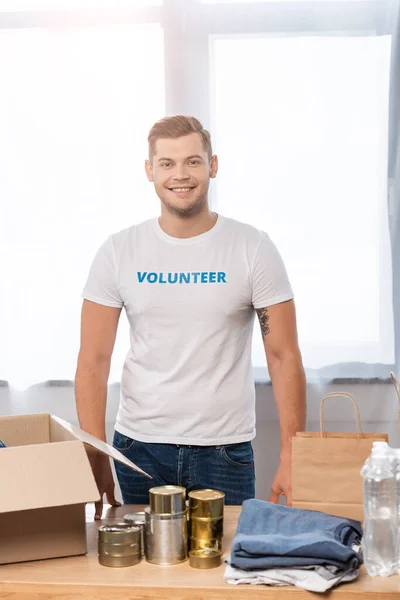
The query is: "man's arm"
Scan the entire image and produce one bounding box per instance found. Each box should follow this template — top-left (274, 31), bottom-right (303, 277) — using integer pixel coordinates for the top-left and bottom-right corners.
top-left (256, 299), bottom-right (306, 506)
top-left (75, 299), bottom-right (122, 518)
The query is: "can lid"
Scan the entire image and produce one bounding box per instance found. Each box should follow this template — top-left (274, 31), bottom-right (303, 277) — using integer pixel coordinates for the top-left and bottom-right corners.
top-left (149, 485), bottom-right (186, 514)
top-left (189, 549), bottom-right (222, 569)
top-left (124, 512), bottom-right (146, 523)
top-left (98, 523), bottom-right (141, 544)
top-left (149, 485), bottom-right (186, 496)
top-left (128, 520), bottom-right (145, 528)
top-left (188, 489), bottom-right (224, 501)
top-left (98, 523), bottom-right (140, 534)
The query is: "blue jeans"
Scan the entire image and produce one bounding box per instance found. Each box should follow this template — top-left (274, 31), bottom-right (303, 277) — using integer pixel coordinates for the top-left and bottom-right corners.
top-left (113, 430), bottom-right (255, 506)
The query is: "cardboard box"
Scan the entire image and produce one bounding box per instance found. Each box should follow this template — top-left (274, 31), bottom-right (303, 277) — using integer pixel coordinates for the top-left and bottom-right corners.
top-left (0, 413), bottom-right (151, 565)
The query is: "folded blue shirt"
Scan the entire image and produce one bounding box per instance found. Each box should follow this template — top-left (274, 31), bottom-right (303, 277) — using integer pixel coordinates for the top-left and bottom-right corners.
top-left (230, 499), bottom-right (363, 571)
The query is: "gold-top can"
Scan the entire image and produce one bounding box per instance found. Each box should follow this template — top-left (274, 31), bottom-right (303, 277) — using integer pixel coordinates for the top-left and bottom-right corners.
top-left (189, 548), bottom-right (222, 570)
top-left (149, 485), bottom-right (186, 515)
top-left (189, 536), bottom-right (223, 553)
top-left (188, 489), bottom-right (225, 518)
top-left (189, 515), bottom-right (224, 539)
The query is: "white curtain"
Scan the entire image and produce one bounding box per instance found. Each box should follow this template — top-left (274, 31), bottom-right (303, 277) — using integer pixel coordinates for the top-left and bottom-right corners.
top-left (0, 0), bottom-right (397, 389)
top-left (0, 22), bottom-right (164, 389)
top-left (211, 33), bottom-right (395, 375)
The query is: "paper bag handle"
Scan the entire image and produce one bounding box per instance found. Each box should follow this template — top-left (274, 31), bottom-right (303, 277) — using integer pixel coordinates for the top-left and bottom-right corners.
top-left (390, 372), bottom-right (400, 405)
top-left (319, 392), bottom-right (364, 438)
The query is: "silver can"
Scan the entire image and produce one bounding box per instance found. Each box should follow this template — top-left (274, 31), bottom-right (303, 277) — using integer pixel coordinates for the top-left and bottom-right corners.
top-left (124, 512), bottom-right (146, 557)
top-left (144, 506), bottom-right (188, 565)
top-left (149, 485), bottom-right (186, 515)
top-left (98, 523), bottom-right (141, 567)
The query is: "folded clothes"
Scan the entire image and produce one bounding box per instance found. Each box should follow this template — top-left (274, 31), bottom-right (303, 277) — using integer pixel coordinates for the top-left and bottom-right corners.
top-left (224, 560), bottom-right (359, 593)
top-left (230, 499), bottom-right (363, 572)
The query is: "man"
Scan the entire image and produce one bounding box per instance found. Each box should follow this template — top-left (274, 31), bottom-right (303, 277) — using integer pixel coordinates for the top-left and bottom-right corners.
top-left (75, 115), bottom-right (306, 520)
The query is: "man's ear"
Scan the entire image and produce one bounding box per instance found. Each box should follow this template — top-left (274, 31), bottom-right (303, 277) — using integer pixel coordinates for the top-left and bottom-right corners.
top-left (210, 155), bottom-right (218, 179)
top-left (145, 159), bottom-right (154, 182)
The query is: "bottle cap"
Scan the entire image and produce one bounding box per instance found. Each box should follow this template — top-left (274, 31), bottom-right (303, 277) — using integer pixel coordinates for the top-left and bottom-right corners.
top-left (372, 441), bottom-right (388, 448)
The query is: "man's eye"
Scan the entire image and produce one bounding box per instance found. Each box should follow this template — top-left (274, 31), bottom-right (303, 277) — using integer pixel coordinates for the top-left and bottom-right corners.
top-left (188, 160), bottom-right (201, 165)
top-left (161, 162), bottom-right (171, 168)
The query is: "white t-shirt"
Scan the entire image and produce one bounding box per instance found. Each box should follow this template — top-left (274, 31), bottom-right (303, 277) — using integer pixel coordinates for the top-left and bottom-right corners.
top-left (82, 214), bottom-right (293, 445)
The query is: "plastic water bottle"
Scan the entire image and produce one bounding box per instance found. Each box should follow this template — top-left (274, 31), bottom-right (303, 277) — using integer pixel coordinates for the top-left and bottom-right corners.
top-left (373, 441), bottom-right (390, 451)
top-left (360, 443), bottom-right (390, 477)
top-left (362, 450), bottom-right (397, 577)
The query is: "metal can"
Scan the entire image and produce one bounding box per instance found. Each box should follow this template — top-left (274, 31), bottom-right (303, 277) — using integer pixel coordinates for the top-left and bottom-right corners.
top-left (189, 516), bottom-right (223, 552)
top-left (188, 489), bottom-right (225, 518)
top-left (189, 515), bottom-right (224, 539)
top-left (98, 523), bottom-right (141, 567)
top-left (149, 485), bottom-right (186, 515)
top-left (188, 489), bottom-right (224, 554)
top-left (124, 512), bottom-right (146, 557)
top-left (189, 548), bottom-right (222, 570)
top-left (144, 506), bottom-right (188, 565)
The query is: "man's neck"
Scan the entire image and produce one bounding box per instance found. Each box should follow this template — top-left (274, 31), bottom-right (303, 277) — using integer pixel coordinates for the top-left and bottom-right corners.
top-left (158, 209), bottom-right (218, 239)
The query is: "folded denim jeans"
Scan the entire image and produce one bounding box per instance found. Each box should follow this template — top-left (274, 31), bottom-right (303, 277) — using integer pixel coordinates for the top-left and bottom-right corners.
top-left (230, 499), bottom-right (363, 571)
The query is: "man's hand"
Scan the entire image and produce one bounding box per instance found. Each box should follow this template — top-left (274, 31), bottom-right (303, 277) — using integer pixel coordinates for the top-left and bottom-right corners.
top-left (269, 455), bottom-right (292, 506)
top-left (87, 450), bottom-right (121, 520)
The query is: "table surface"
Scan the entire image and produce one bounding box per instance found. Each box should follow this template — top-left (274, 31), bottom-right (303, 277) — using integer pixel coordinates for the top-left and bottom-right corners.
top-left (1, 504), bottom-right (400, 600)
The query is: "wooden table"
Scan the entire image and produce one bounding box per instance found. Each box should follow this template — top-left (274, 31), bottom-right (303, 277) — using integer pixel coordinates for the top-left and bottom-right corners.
top-left (1, 505), bottom-right (400, 599)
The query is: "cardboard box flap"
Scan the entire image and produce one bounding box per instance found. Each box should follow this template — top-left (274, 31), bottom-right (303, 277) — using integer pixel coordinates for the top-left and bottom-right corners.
top-left (0, 413), bottom-right (50, 446)
top-left (0, 441), bottom-right (100, 514)
top-left (51, 416), bottom-right (152, 480)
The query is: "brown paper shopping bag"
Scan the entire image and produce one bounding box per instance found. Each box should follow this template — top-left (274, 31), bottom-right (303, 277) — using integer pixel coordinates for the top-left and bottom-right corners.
top-left (292, 392), bottom-right (388, 522)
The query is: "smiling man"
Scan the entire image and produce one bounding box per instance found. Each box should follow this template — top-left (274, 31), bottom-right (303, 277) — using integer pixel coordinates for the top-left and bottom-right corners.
top-left (75, 115), bottom-right (306, 519)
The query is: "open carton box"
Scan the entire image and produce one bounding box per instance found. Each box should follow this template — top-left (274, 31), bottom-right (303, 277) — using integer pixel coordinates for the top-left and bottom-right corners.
top-left (0, 413), bottom-right (151, 565)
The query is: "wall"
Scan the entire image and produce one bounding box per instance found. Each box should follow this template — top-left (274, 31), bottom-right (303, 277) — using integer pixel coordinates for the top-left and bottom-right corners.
top-left (1, 382), bottom-right (398, 503)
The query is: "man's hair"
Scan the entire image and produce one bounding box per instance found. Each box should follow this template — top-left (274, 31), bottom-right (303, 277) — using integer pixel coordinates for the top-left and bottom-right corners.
top-left (148, 115), bottom-right (213, 161)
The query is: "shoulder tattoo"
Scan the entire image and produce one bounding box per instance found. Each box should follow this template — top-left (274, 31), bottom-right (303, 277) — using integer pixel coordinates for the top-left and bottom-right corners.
top-left (256, 307), bottom-right (270, 337)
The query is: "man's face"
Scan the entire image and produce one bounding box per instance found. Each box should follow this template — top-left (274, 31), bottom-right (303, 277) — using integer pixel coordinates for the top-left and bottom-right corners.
top-left (145, 132), bottom-right (218, 218)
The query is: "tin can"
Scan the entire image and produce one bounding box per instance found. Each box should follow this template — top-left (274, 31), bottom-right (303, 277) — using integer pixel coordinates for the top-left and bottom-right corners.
top-left (98, 523), bottom-right (141, 567)
top-left (188, 489), bottom-right (224, 554)
top-left (188, 489), bottom-right (225, 518)
top-left (149, 485), bottom-right (186, 515)
top-left (144, 506), bottom-right (188, 565)
top-left (124, 512), bottom-right (146, 557)
top-left (189, 548), bottom-right (222, 570)
top-left (189, 516), bottom-right (223, 552)
top-left (189, 515), bottom-right (224, 539)
top-left (189, 515), bottom-right (223, 550)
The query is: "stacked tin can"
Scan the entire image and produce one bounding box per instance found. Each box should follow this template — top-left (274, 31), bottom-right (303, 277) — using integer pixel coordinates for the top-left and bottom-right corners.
top-left (98, 523), bottom-right (142, 567)
top-left (123, 511), bottom-right (146, 557)
top-left (188, 489), bottom-right (224, 569)
top-left (144, 485), bottom-right (188, 565)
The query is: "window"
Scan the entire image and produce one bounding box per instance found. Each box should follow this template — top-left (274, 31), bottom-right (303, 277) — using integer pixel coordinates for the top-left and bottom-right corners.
top-left (0, 1), bottom-right (162, 9)
top-left (211, 34), bottom-right (394, 370)
top-left (0, 23), bottom-right (164, 387)
top-left (0, 0), bottom-right (396, 388)
top-left (201, 0), bottom-right (372, 3)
